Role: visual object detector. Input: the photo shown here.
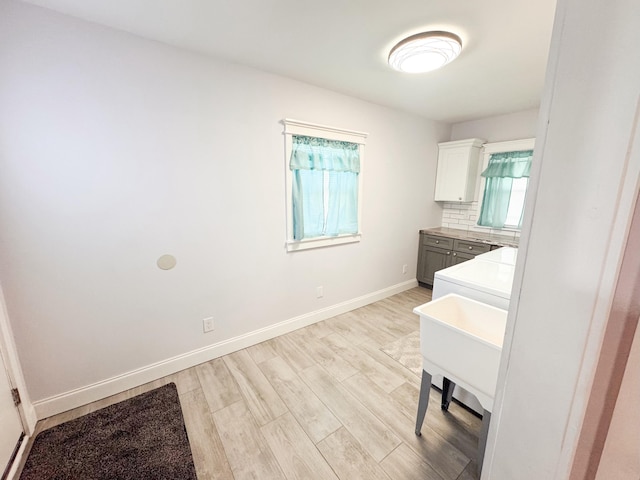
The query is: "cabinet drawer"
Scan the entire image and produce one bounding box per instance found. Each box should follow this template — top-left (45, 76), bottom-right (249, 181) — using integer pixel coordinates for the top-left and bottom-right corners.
top-left (453, 239), bottom-right (491, 255)
top-left (422, 235), bottom-right (454, 249)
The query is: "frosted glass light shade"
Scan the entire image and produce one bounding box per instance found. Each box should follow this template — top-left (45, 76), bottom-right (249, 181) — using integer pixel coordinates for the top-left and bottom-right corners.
top-left (388, 31), bottom-right (462, 73)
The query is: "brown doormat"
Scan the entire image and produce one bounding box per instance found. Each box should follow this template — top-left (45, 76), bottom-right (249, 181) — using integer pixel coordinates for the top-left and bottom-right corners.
top-left (20, 383), bottom-right (197, 480)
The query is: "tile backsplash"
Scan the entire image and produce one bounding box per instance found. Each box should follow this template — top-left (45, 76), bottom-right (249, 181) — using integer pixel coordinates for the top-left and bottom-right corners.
top-left (441, 202), bottom-right (520, 240)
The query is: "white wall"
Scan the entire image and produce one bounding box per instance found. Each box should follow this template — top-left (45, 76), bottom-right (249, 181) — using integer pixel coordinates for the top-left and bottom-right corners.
top-left (484, 0), bottom-right (640, 477)
top-left (450, 108), bottom-right (539, 143)
top-left (0, 1), bottom-right (448, 406)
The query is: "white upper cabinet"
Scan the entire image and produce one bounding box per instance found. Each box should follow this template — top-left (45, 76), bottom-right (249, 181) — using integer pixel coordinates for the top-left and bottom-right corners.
top-left (434, 138), bottom-right (485, 202)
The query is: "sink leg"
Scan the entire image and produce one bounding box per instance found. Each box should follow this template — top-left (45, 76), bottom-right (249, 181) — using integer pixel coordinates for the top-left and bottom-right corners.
top-left (441, 377), bottom-right (456, 411)
top-left (415, 369), bottom-right (432, 436)
top-left (477, 410), bottom-right (491, 477)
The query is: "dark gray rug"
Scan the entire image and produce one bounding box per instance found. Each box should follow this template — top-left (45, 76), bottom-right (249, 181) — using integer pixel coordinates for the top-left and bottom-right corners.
top-left (20, 383), bottom-right (197, 480)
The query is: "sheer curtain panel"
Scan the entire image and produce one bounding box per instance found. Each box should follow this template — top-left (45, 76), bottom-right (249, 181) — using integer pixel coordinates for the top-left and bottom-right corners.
top-left (477, 150), bottom-right (533, 229)
top-left (290, 135), bottom-right (360, 240)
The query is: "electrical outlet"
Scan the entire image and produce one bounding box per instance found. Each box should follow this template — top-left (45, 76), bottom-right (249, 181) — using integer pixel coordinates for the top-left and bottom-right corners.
top-left (316, 286), bottom-right (324, 298)
top-left (402, 264), bottom-right (408, 274)
top-left (203, 317), bottom-right (215, 333)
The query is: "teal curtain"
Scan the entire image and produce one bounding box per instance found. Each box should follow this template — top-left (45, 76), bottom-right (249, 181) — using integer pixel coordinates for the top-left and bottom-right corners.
top-left (292, 169), bottom-right (324, 239)
top-left (326, 171), bottom-right (358, 235)
top-left (290, 135), bottom-right (360, 240)
top-left (477, 150), bottom-right (533, 229)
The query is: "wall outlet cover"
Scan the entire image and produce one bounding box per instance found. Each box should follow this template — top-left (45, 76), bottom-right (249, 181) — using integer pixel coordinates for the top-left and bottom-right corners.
top-left (203, 317), bottom-right (215, 333)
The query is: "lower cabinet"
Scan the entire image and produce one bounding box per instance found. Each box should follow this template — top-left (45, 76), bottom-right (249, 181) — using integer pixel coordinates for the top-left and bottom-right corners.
top-left (418, 246), bottom-right (450, 285)
top-left (417, 233), bottom-right (491, 286)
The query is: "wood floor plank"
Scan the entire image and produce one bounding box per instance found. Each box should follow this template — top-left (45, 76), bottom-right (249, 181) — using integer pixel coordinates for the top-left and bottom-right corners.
top-left (317, 427), bottom-right (391, 480)
top-left (213, 400), bottom-right (285, 480)
top-left (380, 443), bottom-right (445, 480)
top-left (268, 334), bottom-right (316, 371)
top-left (299, 364), bottom-right (401, 462)
top-left (375, 301), bottom-right (420, 325)
top-left (259, 356), bottom-right (341, 443)
top-left (223, 349), bottom-right (288, 426)
top-left (166, 367), bottom-right (202, 394)
top-left (342, 310), bottom-right (397, 346)
top-left (407, 287), bottom-right (433, 302)
top-left (196, 357), bottom-right (242, 412)
top-left (388, 382), bottom-right (425, 422)
top-left (324, 312), bottom-right (370, 345)
top-left (302, 320), bottom-right (335, 338)
top-left (389, 382), bottom-right (481, 461)
top-left (320, 333), bottom-right (405, 393)
top-left (379, 299), bottom-right (419, 322)
top-left (180, 388), bottom-right (234, 480)
top-left (357, 340), bottom-right (421, 387)
top-left (247, 340), bottom-right (279, 364)
top-left (342, 373), bottom-right (469, 480)
top-left (355, 305), bottom-right (417, 339)
top-left (455, 461), bottom-right (479, 480)
top-left (377, 288), bottom-right (430, 324)
top-left (261, 412), bottom-right (339, 480)
top-left (291, 328), bottom-right (359, 382)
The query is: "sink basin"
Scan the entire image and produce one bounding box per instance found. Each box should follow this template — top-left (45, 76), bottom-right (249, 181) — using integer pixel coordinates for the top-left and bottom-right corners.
top-left (413, 293), bottom-right (507, 410)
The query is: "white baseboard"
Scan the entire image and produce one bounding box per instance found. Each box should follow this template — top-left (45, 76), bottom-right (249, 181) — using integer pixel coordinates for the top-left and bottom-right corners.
top-left (32, 279), bottom-right (418, 419)
top-left (20, 402), bottom-right (37, 435)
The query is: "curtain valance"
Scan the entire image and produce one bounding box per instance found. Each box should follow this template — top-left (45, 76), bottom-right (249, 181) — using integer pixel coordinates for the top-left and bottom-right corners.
top-left (290, 135), bottom-right (360, 173)
top-left (481, 150), bottom-right (533, 179)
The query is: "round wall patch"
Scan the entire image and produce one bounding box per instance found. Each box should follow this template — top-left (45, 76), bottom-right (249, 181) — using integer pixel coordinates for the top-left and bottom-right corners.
top-left (157, 254), bottom-right (177, 270)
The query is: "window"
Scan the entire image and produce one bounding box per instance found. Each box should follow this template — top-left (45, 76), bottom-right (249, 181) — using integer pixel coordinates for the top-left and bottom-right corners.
top-left (503, 177), bottom-right (528, 228)
top-left (283, 119), bottom-right (367, 252)
top-left (477, 139), bottom-right (535, 230)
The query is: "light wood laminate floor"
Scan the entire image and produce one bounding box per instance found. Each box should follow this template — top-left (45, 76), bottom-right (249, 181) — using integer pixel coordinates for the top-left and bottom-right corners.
top-left (21, 287), bottom-right (482, 480)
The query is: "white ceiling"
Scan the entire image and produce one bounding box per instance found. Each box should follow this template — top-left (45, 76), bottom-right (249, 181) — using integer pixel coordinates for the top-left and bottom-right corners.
top-left (21, 0), bottom-right (557, 123)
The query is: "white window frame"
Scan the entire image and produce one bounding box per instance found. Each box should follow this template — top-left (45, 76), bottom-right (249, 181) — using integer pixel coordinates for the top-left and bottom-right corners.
top-left (476, 138), bottom-right (536, 232)
top-left (283, 118), bottom-right (367, 252)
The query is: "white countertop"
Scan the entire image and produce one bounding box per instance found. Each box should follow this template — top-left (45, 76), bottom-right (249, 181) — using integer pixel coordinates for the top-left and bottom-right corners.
top-left (475, 247), bottom-right (518, 266)
top-left (434, 259), bottom-right (515, 300)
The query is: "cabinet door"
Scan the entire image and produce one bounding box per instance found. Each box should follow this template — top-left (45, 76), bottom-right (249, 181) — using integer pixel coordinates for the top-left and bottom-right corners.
top-left (434, 139), bottom-right (484, 202)
top-left (434, 148), bottom-right (470, 202)
top-left (451, 251), bottom-right (474, 265)
top-left (420, 246), bottom-right (452, 286)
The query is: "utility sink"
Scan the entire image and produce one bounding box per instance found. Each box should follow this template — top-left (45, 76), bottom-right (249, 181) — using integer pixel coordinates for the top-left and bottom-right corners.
top-left (413, 293), bottom-right (507, 410)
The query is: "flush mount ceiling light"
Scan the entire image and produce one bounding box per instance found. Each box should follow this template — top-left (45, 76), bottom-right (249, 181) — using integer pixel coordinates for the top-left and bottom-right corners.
top-left (388, 31), bottom-right (462, 73)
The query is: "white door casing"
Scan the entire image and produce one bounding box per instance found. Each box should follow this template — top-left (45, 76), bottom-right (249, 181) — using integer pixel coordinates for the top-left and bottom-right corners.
top-left (0, 343), bottom-right (23, 476)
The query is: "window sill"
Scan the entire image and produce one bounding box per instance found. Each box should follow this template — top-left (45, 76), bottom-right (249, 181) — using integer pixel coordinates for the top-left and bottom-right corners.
top-left (286, 234), bottom-right (361, 252)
